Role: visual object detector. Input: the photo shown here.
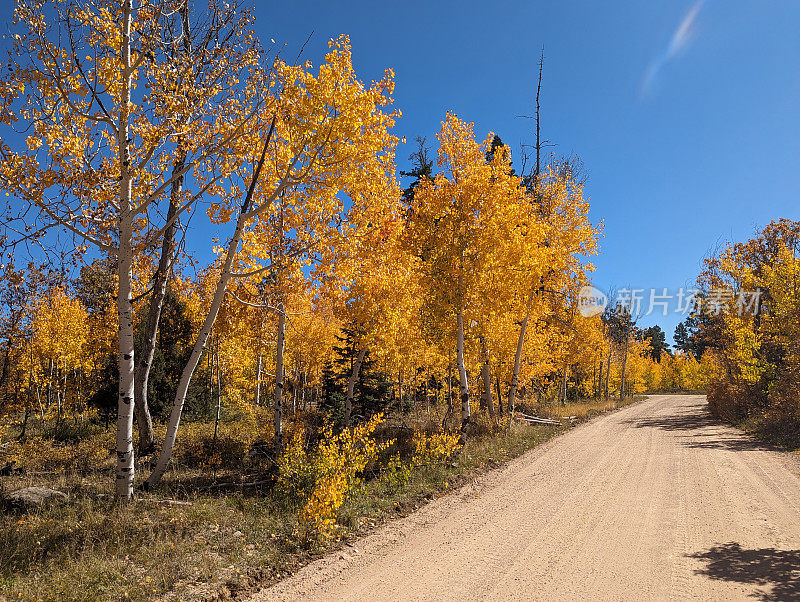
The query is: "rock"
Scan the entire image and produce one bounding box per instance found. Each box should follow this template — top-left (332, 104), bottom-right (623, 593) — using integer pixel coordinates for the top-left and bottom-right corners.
top-left (4, 487), bottom-right (67, 510)
top-left (232, 530), bottom-right (243, 539)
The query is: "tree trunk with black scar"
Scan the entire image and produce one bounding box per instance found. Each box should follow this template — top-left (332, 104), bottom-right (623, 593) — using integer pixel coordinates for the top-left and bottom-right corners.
top-left (255, 353), bottom-right (262, 406)
top-left (456, 298), bottom-right (470, 444)
top-left (597, 359), bottom-right (603, 399)
top-left (115, 0), bottom-right (136, 502)
top-left (495, 374), bottom-right (503, 416)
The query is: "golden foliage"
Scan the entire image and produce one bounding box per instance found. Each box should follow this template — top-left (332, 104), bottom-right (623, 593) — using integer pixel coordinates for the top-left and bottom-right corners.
top-left (278, 414), bottom-right (392, 542)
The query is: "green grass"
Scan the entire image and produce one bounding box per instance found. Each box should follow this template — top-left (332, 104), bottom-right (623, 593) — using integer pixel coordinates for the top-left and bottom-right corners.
top-left (0, 396), bottom-right (637, 601)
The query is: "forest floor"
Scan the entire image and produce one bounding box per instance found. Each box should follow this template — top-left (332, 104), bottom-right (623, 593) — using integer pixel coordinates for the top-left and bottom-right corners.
top-left (252, 395), bottom-right (800, 602)
top-left (0, 396), bottom-right (631, 601)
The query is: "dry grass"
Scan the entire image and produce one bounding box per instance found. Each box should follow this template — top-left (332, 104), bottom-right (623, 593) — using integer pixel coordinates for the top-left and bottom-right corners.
top-left (546, 396), bottom-right (637, 421)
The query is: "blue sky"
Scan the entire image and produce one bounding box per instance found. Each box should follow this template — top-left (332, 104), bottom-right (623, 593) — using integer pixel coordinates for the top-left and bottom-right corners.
top-left (252, 0), bottom-right (800, 340)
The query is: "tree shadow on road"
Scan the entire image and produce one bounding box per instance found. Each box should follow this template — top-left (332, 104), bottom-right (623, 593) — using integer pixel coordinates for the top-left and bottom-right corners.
top-left (689, 542), bottom-right (800, 601)
top-left (623, 409), bottom-right (770, 452)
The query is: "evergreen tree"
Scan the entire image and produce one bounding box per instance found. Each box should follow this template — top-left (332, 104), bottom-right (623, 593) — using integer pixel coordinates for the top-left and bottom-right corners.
top-left (674, 321), bottom-right (691, 354)
top-left (643, 325), bottom-right (670, 362)
top-left (674, 309), bottom-right (719, 360)
top-left (485, 134), bottom-right (515, 174)
top-left (321, 325), bottom-right (392, 425)
top-left (140, 289), bottom-right (201, 420)
top-left (319, 362), bottom-right (345, 424)
top-left (603, 302), bottom-right (634, 344)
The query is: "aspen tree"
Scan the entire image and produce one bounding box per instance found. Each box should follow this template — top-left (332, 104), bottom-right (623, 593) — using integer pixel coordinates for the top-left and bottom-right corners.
top-left (408, 113), bottom-right (526, 442)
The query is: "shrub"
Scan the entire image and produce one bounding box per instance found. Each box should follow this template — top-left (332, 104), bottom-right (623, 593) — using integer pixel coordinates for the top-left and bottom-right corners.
top-left (171, 414), bottom-right (271, 470)
top-left (278, 414), bottom-right (392, 542)
top-left (6, 432), bottom-right (114, 472)
top-left (41, 418), bottom-right (104, 443)
top-left (411, 429), bottom-right (461, 465)
top-left (378, 453), bottom-right (412, 489)
top-left (275, 425), bottom-right (315, 498)
top-left (378, 428), bottom-right (460, 490)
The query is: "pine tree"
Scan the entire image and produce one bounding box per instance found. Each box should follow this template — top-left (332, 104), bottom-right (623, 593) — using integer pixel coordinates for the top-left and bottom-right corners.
top-left (643, 325), bottom-right (670, 362)
top-left (319, 362), bottom-right (345, 424)
top-left (322, 326), bottom-right (392, 425)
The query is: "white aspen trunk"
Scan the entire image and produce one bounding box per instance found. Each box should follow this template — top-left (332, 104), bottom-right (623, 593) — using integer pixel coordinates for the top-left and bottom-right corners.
top-left (344, 346), bottom-right (367, 427)
top-left (597, 358), bottom-right (603, 400)
top-left (212, 349), bottom-right (222, 445)
top-left (208, 347), bottom-right (213, 411)
top-left (620, 326), bottom-right (630, 400)
top-left (34, 350), bottom-right (43, 418)
top-left (134, 157), bottom-right (182, 453)
top-left (605, 348), bottom-right (612, 400)
top-left (47, 359), bottom-right (53, 409)
top-left (274, 207), bottom-right (287, 448)
top-left (301, 370), bottom-right (307, 411)
top-left (273, 303), bottom-right (285, 450)
top-left (255, 353), bottom-right (262, 406)
top-left (147, 230), bottom-right (243, 485)
top-left (147, 248), bottom-right (236, 486)
top-left (56, 372), bottom-right (61, 419)
top-left (456, 306), bottom-right (470, 444)
top-left (507, 288), bottom-right (535, 415)
top-left (134, 2), bottom-right (193, 454)
top-left (561, 363), bottom-right (568, 406)
top-left (146, 135), bottom-right (275, 488)
top-left (481, 340), bottom-right (495, 420)
top-left (115, 0), bottom-right (136, 502)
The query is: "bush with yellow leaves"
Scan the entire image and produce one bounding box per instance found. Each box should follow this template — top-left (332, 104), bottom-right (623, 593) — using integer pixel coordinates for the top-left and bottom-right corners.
top-left (378, 452), bottom-right (413, 488)
top-left (379, 428), bottom-right (461, 489)
top-left (411, 429), bottom-right (461, 465)
top-left (278, 414), bottom-right (392, 542)
top-left (275, 424), bottom-right (315, 496)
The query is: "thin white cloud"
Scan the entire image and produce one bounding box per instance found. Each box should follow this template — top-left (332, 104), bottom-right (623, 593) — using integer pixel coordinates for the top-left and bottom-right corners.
top-left (641, 1), bottom-right (705, 97)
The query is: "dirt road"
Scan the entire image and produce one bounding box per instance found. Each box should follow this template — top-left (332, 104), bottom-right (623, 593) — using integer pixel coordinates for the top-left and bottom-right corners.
top-left (252, 395), bottom-right (800, 601)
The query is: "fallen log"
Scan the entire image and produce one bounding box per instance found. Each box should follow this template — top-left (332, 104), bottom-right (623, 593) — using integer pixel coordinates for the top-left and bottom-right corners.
top-left (514, 412), bottom-right (561, 425)
top-left (197, 479), bottom-right (272, 492)
top-left (136, 498), bottom-right (194, 507)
